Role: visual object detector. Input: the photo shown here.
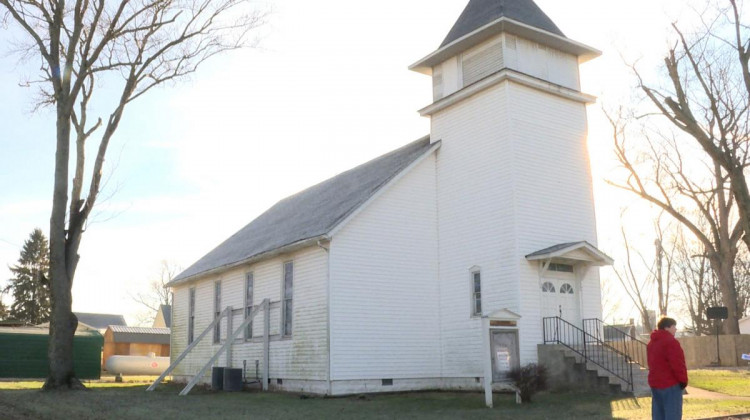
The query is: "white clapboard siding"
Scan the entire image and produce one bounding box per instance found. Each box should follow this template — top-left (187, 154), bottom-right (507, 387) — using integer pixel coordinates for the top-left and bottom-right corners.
top-left (170, 279), bottom-right (220, 378)
top-left (580, 268), bottom-right (603, 321)
top-left (508, 82), bottom-right (599, 363)
top-left (170, 286), bottom-right (187, 374)
top-left (430, 73), bottom-right (599, 368)
top-left (430, 81), bottom-right (519, 377)
top-left (171, 20), bottom-right (601, 390)
top-left (503, 35), bottom-right (579, 91)
top-left (170, 246), bottom-right (329, 381)
top-left (436, 56), bottom-right (461, 99)
top-left (432, 65), bottom-right (444, 101)
top-left (329, 155), bottom-right (441, 380)
top-left (461, 37), bottom-right (503, 87)
top-left (435, 34), bottom-right (579, 103)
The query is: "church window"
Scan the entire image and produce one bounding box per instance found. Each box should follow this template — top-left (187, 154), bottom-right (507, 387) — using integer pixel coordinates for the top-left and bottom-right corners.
top-left (560, 283), bottom-right (574, 294)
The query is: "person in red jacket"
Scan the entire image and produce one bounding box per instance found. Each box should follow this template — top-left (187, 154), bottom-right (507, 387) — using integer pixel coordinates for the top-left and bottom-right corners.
top-left (647, 317), bottom-right (688, 420)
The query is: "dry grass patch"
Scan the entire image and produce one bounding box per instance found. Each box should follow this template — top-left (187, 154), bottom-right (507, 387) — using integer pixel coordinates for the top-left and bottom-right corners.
top-left (0, 381), bottom-right (749, 419)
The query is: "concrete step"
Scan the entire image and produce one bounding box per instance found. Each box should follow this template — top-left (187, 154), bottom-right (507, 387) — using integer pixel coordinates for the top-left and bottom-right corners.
top-left (559, 346), bottom-right (650, 396)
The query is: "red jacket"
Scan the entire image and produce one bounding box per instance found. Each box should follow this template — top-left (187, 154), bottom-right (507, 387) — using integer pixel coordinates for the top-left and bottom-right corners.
top-left (647, 329), bottom-right (688, 389)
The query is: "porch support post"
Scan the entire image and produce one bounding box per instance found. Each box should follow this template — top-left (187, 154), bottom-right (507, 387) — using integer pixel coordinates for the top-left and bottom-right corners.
top-left (482, 316), bottom-right (493, 408)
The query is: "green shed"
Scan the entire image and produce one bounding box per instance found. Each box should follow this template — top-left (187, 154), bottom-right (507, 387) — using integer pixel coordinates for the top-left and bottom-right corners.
top-left (0, 325), bottom-right (103, 379)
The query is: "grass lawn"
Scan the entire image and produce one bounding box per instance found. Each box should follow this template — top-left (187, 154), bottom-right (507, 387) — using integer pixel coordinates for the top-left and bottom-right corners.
top-left (1, 380), bottom-right (750, 419)
top-left (689, 369), bottom-right (750, 397)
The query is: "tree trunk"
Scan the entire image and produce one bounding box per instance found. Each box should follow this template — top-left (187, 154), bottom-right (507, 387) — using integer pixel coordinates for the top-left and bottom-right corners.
top-left (640, 309), bottom-right (653, 333)
top-left (43, 269), bottom-right (83, 390)
top-left (711, 255), bottom-right (742, 335)
top-left (43, 100), bottom-right (84, 390)
top-left (729, 169), bottom-right (750, 254)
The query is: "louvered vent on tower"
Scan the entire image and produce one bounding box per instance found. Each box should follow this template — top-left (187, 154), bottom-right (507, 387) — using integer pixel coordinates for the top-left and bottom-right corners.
top-left (462, 39), bottom-right (504, 87)
top-left (432, 65), bottom-right (444, 101)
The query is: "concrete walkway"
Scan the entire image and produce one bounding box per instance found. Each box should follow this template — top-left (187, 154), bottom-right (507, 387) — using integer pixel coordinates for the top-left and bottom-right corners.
top-left (684, 385), bottom-right (750, 401)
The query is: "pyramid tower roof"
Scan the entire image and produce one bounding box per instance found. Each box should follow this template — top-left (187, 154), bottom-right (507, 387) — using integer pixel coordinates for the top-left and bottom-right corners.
top-left (440, 0), bottom-right (564, 48)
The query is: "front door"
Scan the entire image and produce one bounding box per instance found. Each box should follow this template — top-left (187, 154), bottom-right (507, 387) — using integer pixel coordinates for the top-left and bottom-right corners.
top-left (490, 330), bottom-right (520, 382)
top-left (540, 270), bottom-right (581, 325)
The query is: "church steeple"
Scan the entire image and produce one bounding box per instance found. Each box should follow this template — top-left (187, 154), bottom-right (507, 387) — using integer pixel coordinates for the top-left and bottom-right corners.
top-left (410, 0), bottom-right (600, 108)
top-left (440, 0), bottom-right (564, 48)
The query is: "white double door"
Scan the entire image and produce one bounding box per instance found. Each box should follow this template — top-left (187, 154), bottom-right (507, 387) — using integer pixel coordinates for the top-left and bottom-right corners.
top-left (541, 271), bottom-right (581, 326)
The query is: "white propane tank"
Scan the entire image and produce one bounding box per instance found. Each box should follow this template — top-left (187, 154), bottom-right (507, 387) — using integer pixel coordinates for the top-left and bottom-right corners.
top-left (105, 353), bottom-right (170, 375)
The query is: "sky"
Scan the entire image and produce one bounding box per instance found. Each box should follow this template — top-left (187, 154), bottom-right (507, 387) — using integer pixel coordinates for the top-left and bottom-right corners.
top-left (0, 0), bottom-right (711, 325)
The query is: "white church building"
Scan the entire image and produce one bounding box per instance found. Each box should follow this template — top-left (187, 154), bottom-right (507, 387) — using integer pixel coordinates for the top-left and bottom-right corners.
top-left (166, 0), bottom-right (613, 395)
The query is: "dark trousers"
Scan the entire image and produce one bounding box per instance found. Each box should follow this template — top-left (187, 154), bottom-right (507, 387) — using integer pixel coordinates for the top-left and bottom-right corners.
top-left (651, 384), bottom-right (683, 420)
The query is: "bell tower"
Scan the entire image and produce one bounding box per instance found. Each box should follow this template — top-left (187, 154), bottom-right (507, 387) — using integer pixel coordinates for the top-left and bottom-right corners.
top-left (409, 0), bottom-right (604, 369)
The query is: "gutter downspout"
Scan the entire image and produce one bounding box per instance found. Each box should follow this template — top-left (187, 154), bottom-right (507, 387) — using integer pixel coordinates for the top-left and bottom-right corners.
top-left (317, 239), bottom-right (332, 396)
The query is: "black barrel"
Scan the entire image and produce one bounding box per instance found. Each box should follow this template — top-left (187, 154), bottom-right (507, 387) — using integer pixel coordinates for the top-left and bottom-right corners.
top-left (223, 367), bottom-right (243, 392)
top-left (211, 366), bottom-right (224, 391)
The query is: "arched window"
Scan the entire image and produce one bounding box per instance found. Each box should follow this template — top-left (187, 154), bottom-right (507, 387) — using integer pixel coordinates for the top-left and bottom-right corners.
top-left (560, 283), bottom-right (574, 294)
top-left (541, 282), bottom-right (555, 293)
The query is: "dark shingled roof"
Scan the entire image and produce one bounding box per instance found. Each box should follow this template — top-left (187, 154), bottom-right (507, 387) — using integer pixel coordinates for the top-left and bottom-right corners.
top-left (108, 326), bottom-right (170, 345)
top-left (172, 136), bottom-right (435, 284)
top-left (525, 241), bottom-right (585, 258)
top-left (158, 305), bottom-right (171, 328)
top-left (525, 241), bottom-right (613, 266)
top-left (74, 312), bottom-right (127, 330)
top-left (440, 0), bottom-right (565, 48)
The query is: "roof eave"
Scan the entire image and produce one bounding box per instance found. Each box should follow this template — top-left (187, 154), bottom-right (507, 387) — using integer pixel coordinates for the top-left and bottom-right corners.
top-left (409, 17), bottom-right (601, 75)
top-left (418, 69), bottom-right (597, 117)
top-left (525, 241), bottom-right (613, 266)
top-left (168, 234), bottom-right (330, 287)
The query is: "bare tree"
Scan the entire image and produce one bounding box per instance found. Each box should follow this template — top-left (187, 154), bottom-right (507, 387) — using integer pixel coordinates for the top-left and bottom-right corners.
top-left (131, 260), bottom-right (177, 325)
top-left (673, 229), bottom-right (750, 334)
top-left (608, 109), bottom-right (744, 334)
top-left (653, 224), bottom-right (675, 317)
top-left (672, 230), bottom-right (720, 335)
top-left (628, 1), bottom-right (750, 333)
top-left (731, 246), bottom-right (750, 317)
top-left (600, 276), bottom-right (623, 323)
top-left (0, 0), bottom-right (266, 389)
top-left (613, 221), bottom-right (675, 332)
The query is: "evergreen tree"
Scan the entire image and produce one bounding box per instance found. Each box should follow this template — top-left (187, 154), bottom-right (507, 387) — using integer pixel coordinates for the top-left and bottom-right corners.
top-left (6, 229), bottom-right (51, 324)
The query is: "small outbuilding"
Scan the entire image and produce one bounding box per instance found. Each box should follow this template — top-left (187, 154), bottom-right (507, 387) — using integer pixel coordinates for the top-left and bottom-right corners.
top-left (0, 325), bottom-right (103, 379)
top-left (103, 326), bottom-right (170, 369)
top-left (152, 305), bottom-right (171, 328)
top-left (74, 312), bottom-right (127, 334)
top-left (741, 316), bottom-right (750, 335)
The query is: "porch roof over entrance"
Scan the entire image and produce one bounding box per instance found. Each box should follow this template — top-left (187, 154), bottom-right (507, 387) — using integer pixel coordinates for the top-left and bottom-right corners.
top-left (485, 308), bottom-right (521, 321)
top-left (525, 241), bottom-right (613, 266)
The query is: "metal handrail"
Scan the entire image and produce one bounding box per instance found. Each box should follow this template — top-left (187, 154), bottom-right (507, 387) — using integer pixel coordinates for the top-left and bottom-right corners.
top-left (542, 316), bottom-right (634, 392)
top-left (582, 318), bottom-right (648, 369)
